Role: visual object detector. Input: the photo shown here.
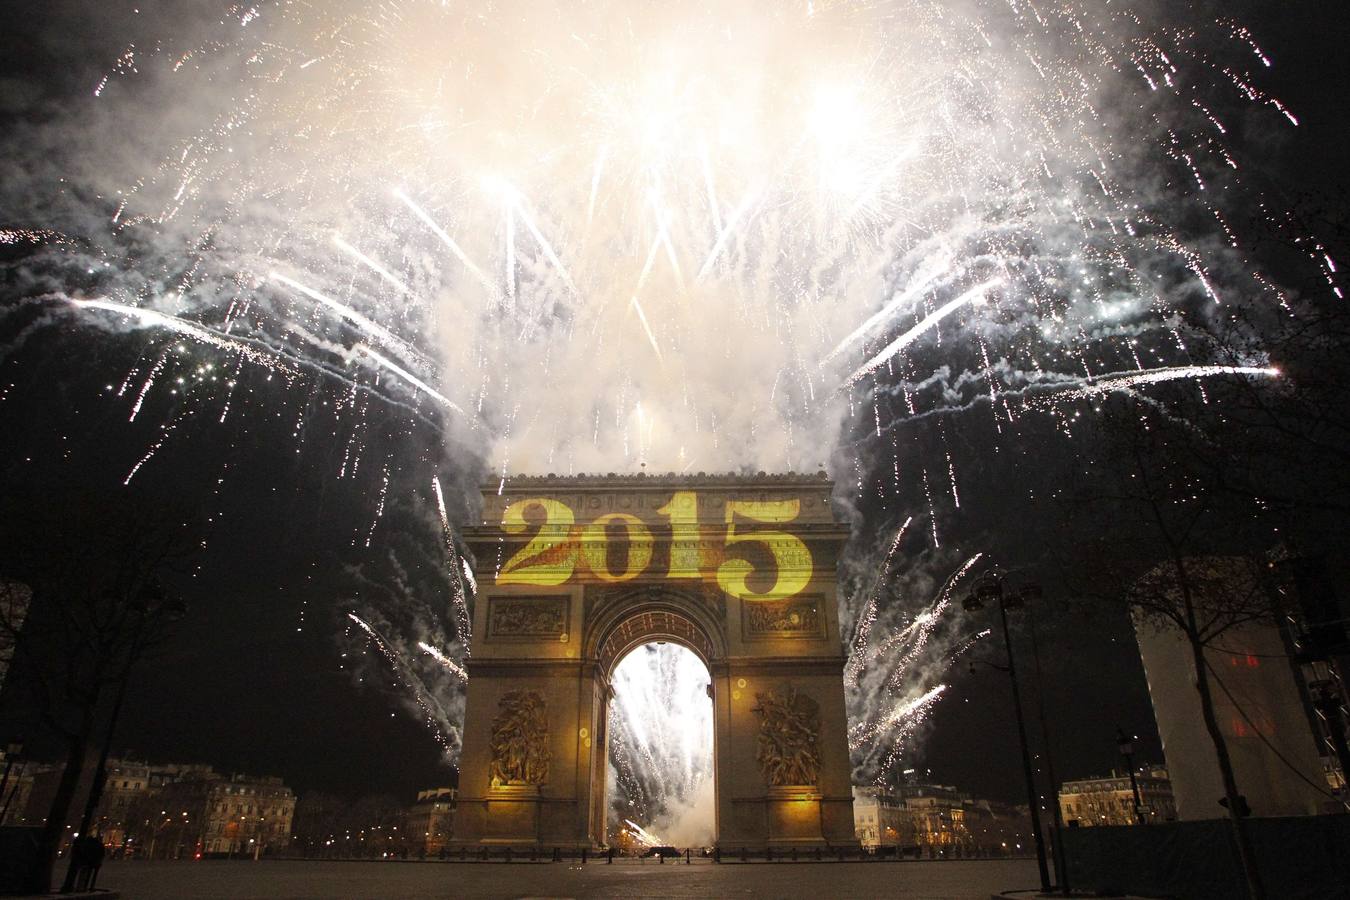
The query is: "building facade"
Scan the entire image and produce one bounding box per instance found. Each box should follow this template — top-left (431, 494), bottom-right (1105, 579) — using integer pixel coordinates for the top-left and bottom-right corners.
top-left (852, 786), bottom-right (904, 849)
top-left (157, 772), bottom-right (296, 858)
top-left (0, 754), bottom-right (42, 827)
top-left (1059, 767), bottom-right (1176, 827)
top-left (853, 783), bottom-right (1032, 856)
top-left (406, 787), bottom-right (457, 856)
top-left (94, 759), bottom-right (152, 848)
top-left (17, 761), bottom-right (296, 858)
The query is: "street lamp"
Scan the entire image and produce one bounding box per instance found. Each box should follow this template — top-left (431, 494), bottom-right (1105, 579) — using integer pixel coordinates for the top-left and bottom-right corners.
top-left (1022, 592), bottom-right (1071, 893)
top-left (964, 570), bottom-right (1052, 894)
top-left (1116, 729), bottom-right (1145, 825)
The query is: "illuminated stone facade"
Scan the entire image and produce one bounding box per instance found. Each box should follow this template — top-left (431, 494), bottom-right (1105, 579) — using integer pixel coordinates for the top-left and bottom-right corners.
top-left (157, 772), bottom-right (296, 858)
top-left (455, 473), bottom-right (857, 849)
top-left (853, 784), bottom-right (1034, 856)
top-left (1059, 768), bottom-right (1177, 826)
top-left (407, 788), bottom-right (457, 855)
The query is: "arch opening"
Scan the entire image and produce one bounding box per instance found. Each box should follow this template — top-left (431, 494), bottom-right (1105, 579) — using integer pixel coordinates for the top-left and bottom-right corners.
top-left (605, 641), bottom-right (716, 850)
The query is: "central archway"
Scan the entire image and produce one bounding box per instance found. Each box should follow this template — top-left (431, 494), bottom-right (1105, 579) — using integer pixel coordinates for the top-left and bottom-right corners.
top-left (605, 640), bottom-right (715, 849)
top-left (583, 587), bottom-right (727, 846)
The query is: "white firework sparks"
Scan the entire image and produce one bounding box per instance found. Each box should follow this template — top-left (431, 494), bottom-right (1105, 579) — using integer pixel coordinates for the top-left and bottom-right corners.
top-left (3, 0), bottom-right (1329, 830)
top-left (346, 612), bottom-right (459, 753)
top-left (417, 641), bottom-right (468, 681)
top-left (846, 548), bottom-right (990, 782)
top-left (40, 0), bottom-right (1301, 480)
top-left (608, 643), bottom-right (714, 846)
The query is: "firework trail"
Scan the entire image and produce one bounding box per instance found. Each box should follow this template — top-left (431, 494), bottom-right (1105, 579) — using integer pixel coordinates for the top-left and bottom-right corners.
top-left (0, 0), bottom-right (1330, 822)
top-left (345, 612), bottom-right (458, 753)
top-left (1043, 364), bottom-right (1281, 400)
top-left (845, 515), bottom-right (913, 688)
top-left (846, 544), bottom-right (992, 783)
top-left (431, 476), bottom-right (473, 647)
top-left (417, 641), bottom-right (468, 681)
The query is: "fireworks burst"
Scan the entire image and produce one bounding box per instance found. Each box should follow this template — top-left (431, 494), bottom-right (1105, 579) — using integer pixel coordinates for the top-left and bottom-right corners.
top-left (622, 819), bottom-right (666, 849)
top-left (846, 538), bottom-right (991, 782)
top-left (344, 613), bottom-right (459, 753)
top-left (1, 0), bottom-right (1331, 830)
top-left (20, 0), bottom-right (1304, 480)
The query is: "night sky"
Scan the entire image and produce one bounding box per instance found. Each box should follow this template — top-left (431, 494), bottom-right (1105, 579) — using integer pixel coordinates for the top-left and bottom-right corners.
top-left (1, 0), bottom-right (1348, 811)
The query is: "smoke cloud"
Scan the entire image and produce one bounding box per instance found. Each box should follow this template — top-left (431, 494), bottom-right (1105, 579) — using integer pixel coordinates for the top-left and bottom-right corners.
top-left (0, 0), bottom-right (1310, 824)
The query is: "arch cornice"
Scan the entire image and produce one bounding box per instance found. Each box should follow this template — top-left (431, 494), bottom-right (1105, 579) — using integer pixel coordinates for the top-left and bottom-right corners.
top-left (583, 583), bottom-right (729, 676)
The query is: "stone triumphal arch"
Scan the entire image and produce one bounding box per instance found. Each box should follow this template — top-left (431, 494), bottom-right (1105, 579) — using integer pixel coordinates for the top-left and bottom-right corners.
top-left (455, 473), bottom-right (857, 848)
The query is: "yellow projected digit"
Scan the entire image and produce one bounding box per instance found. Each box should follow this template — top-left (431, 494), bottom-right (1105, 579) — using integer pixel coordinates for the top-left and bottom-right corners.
top-left (580, 513), bottom-right (654, 582)
top-left (498, 498), bottom-right (576, 586)
top-left (656, 490), bottom-right (701, 579)
top-left (716, 499), bottom-right (811, 600)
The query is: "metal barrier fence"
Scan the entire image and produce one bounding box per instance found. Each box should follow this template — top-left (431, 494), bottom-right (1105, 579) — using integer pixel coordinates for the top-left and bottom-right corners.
top-left (426, 844), bottom-right (1019, 863)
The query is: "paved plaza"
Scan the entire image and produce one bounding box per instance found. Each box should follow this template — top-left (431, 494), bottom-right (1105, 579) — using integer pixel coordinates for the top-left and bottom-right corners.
top-left (97, 858), bottom-right (1041, 899)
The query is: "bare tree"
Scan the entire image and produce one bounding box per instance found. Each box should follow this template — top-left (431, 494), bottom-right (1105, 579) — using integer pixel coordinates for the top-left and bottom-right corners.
top-left (0, 487), bottom-right (196, 893)
top-left (344, 793), bottom-right (409, 858)
top-left (292, 790), bottom-right (346, 858)
top-left (1060, 395), bottom-right (1284, 900)
top-left (1128, 557), bottom-right (1281, 900)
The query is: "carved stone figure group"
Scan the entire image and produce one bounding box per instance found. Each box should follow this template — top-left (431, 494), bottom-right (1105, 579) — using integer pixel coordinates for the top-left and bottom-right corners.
top-left (489, 690), bottom-right (551, 786)
top-left (490, 599), bottom-right (567, 636)
top-left (753, 686), bottom-right (822, 786)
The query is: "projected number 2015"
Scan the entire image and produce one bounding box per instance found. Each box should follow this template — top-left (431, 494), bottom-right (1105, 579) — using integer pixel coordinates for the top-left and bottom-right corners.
top-left (496, 491), bottom-right (811, 601)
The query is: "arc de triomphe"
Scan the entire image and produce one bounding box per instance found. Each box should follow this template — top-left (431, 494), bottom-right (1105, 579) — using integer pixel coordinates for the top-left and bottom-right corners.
top-left (454, 472), bottom-right (857, 849)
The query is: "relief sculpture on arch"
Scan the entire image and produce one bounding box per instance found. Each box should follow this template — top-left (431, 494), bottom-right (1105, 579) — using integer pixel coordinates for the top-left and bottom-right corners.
top-left (754, 686), bottom-right (822, 786)
top-left (489, 690), bottom-right (550, 787)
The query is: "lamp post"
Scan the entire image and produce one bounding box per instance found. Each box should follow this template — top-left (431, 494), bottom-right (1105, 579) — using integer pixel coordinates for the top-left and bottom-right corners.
top-left (1116, 729), bottom-right (1145, 825)
top-left (1026, 601), bottom-right (1070, 892)
top-left (964, 570), bottom-right (1052, 894)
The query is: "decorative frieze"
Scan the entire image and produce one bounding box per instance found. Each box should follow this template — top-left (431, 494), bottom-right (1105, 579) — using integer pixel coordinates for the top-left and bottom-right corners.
top-left (487, 595), bottom-right (569, 640)
top-left (742, 595), bottom-right (825, 640)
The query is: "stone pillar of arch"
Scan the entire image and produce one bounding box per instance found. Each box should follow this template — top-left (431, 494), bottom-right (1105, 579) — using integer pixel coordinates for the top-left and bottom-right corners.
top-left (454, 473), bottom-right (857, 850)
